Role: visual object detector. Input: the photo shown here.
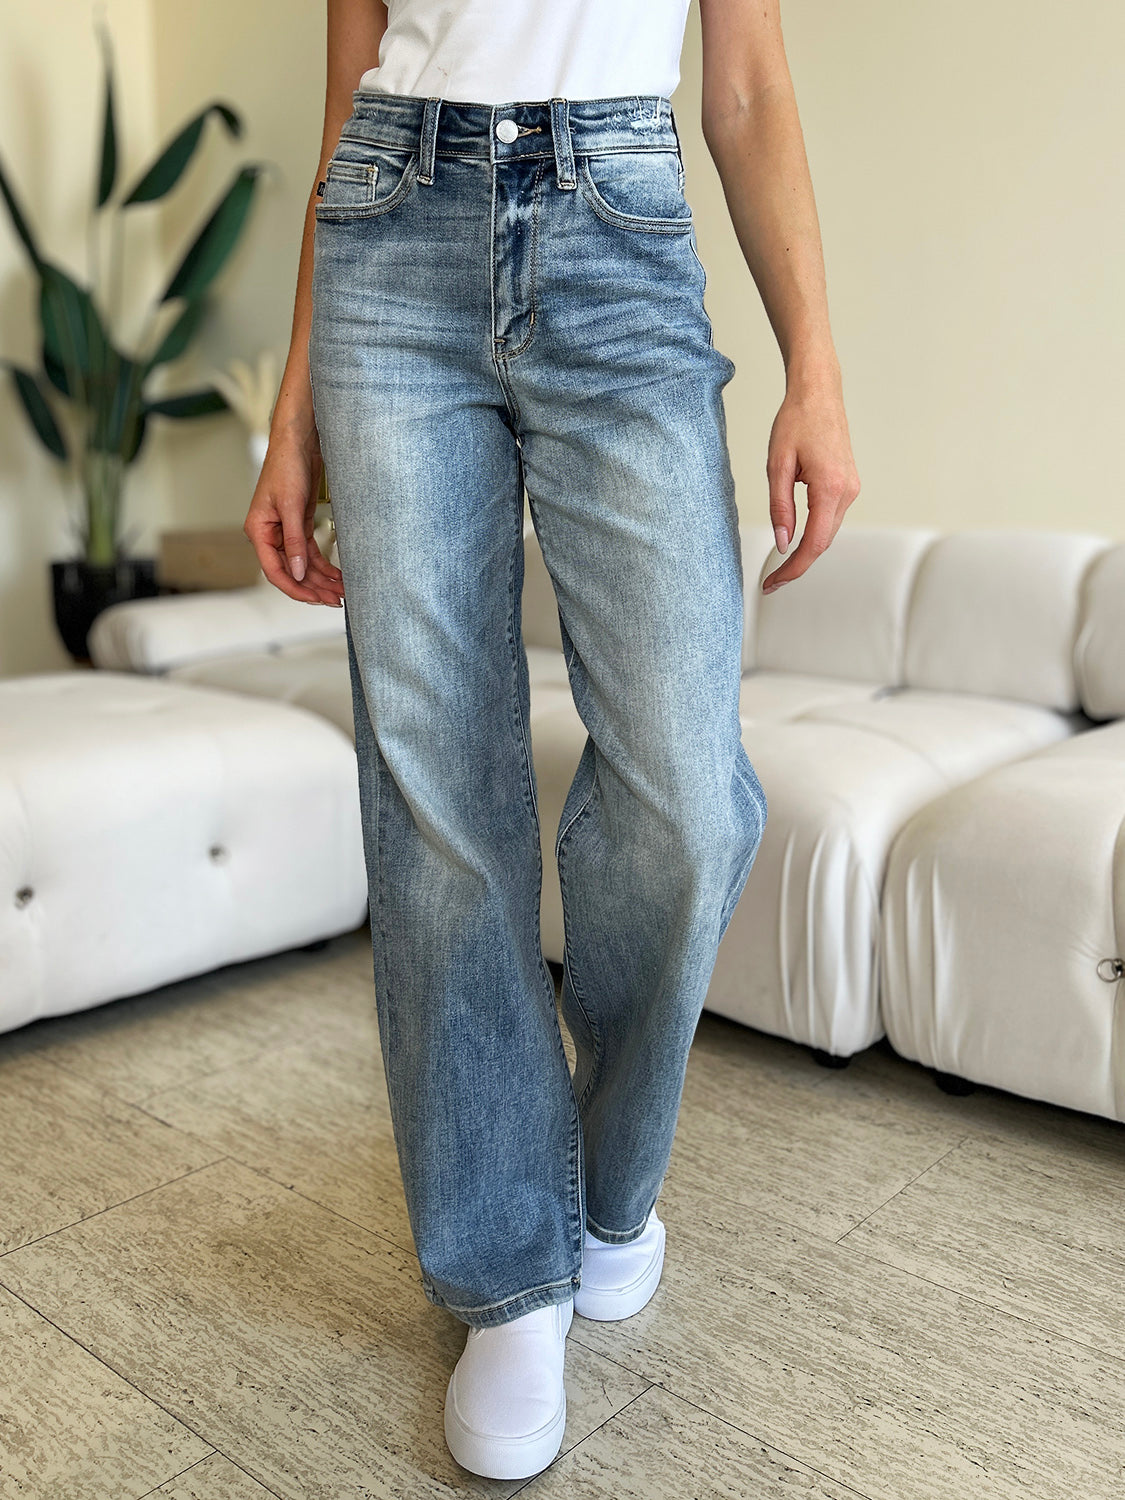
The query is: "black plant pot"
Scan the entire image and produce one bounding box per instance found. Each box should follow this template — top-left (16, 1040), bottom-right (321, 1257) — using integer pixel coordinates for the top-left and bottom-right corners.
top-left (51, 556), bottom-right (160, 663)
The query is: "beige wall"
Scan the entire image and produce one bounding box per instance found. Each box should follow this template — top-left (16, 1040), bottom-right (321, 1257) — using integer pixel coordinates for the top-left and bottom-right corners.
top-left (2, 1), bottom-right (1122, 674)
top-left (0, 0), bottom-right (165, 675)
top-left (677, 1), bottom-right (1124, 540)
top-left (147, 0), bottom-right (326, 542)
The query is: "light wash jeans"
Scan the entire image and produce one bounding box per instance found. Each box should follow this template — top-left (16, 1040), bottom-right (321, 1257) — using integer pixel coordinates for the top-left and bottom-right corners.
top-left (308, 90), bottom-right (768, 1329)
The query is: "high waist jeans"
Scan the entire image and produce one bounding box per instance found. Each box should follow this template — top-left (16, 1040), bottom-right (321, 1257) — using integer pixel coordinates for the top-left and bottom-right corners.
top-left (308, 90), bottom-right (768, 1328)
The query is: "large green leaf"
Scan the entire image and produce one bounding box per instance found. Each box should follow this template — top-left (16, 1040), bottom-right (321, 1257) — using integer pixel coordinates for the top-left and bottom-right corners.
top-left (38, 261), bottom-right (113, 398)
top-left (144, 387), bottom-right (228, 419)
top-left (0, 149), bottom-right (43, 267)
top-left (120, 103), bottom-right (242, 206)
top-left (89, 352), bottom-right (147, 456)
top-left (123, 408), bottom-right (149, 464)
top-left (146, 294), bottom-right (209, 369)
top-left (3, 361), bottom-right (68, 459)
top-left (160, 165), bottom-right (262, 303)
top-left (95, 27), bottom-right (118, 208)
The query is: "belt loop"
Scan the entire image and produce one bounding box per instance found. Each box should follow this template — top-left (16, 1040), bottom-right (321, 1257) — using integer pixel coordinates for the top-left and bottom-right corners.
top-left (549, 97), bottom-right (576, 190)
top-left (417, 96), bottom-right (441, 185)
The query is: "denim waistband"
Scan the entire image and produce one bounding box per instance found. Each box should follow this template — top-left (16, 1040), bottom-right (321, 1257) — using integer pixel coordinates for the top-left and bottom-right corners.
top-left (347, 90), bottom-right (681, 187)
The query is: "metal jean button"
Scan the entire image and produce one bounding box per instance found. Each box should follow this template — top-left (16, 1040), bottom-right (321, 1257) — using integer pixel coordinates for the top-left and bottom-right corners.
top-left (495, 118), bottom-right (519, 144)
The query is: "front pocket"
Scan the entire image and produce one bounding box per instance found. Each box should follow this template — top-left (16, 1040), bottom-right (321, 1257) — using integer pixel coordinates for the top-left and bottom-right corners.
top-left (578, 149), bottom-right (694, 234)
top-left (314, 145), bottom-right (419, 221)
top-left (318, 158), bottom-right (376, 209)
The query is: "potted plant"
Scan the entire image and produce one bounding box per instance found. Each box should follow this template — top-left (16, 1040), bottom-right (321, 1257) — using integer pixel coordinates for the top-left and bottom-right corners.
top-left (0, 21), bottom-right (264, 660)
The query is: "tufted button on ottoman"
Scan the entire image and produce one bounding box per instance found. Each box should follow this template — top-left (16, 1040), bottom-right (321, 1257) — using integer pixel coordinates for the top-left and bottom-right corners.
top-left (0, 671), bottom-right (368, 1035)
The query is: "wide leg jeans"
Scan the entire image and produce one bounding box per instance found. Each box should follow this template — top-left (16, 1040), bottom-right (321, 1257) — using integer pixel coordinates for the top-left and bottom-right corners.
top-left (309, 90), bottom-right (768, 1329)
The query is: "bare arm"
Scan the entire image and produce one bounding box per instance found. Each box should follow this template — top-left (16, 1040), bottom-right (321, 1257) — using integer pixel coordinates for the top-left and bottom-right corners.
top-left (243, 0), bottom-right (388, 604)
top-left (698, 0), bottom-right (860, 591)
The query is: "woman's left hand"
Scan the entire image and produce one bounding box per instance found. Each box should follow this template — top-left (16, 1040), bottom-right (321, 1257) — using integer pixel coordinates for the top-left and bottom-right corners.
top-left (761, 368), bottom-right (861, 593)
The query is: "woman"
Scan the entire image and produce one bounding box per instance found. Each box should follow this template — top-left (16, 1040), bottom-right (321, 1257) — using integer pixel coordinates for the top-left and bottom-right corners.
top-left (245, 0), bottom-right (859, 1481)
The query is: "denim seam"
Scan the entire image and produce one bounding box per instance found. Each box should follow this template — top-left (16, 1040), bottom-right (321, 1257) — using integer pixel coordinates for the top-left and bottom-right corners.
top-left (555, 763), bottom-right (604, 1110)
top-left (687, 225), bottom-right (718, 349)
top-left (487, 167), bottom-right (525, 431)
top-left (717, 752), bottom-right (768, 939)
top-left (374, 721), bottom-right (390, 1059)
top-left (506, 521), bottom-right (540, 831)
top-left (586, 1201), bottom-right (655, 1243)
top-left (577, 158), bottom-right (694, 236)
top-left (339, 138), bottom-right (678, 164)
top-left (506, 492), bottom-right (585, 1275)
top-left (492, 358), bottom-right (524, 434)
top-left (501, 158), bottom-right (545, 361)
top-left (313, 155), bottom-right (420, 222)
top-left (427, 1273), bottom-right (579, 1326)
top-left (488, 157), bottom-right (500, 363)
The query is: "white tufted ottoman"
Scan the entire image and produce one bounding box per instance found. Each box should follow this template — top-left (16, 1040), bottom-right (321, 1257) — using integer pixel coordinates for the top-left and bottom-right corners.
top-left (880, 719), bottom-right (1125, 1122)
top-left (881, 541), bottom-right (1125, 1121)
top-left (0, 671), bottom-right (369, 1035)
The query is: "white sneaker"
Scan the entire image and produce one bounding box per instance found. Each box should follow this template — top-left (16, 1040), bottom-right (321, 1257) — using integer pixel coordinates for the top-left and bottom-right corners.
top-left (443, 1297), bottom-right (573, 1479)
top-left (573, 1209), bottom-right (666, 1321)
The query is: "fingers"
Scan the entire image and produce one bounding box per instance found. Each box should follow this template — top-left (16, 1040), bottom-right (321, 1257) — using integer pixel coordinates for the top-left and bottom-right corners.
top-left (761, 464), bottom-right (859, 593)
top-left (762, 497), bottom-right (837, 593)
top-left (257, 539), bottom-right (338, 604)
top-left (280, 507), bottom-right (310, 583)
top-left (767, 444), bottom-right (798, 558)
top-left (307, 532), bottom-right (344, 586)
top-left (303, 543), bottom-right (346, 606)
top-left (245, 509), bottom-right (344, 607)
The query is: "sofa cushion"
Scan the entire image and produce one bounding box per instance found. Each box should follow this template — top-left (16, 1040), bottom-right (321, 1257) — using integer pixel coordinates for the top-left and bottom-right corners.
top-left (169, 639), bottom-right (356, 740)
top-left (1075, 543), bottom-right (1125, 722)
top-left (750, 525), bottom-right (937, 686)
top-left (0, 671), bottom-right (367, 1034)
top-left (739, 524), bottom-right (782, 672)
top-left (167, 638), bottom-right (574, 743)
top-left (902, 530), bottom-right (1108, 712)
top-left (89, 579), bottom-right (346, 674)
top-left (880, 717), bottom-right (1125, 1120)
top-left (704, 689), bottom-right (1076, 1056)
top-left (739, 670), bottom-right (887, 724)
top-left (795, 688), bottom-right (1077, 784)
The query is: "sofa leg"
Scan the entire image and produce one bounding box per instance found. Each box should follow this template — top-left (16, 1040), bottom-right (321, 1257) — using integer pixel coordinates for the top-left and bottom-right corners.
top-left (807, 1047), bottom-right (851, 1069)
top-left (932, 1069), bottom-right (976, 1095)
top-left (301, 937), bottom-right (331, 953)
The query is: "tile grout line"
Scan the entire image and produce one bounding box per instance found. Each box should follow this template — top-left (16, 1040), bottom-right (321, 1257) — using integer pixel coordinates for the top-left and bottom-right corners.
top-left (511, 1374), bottom-right (881, 1500)
top-left (19, 1010), bottom-right (373, 1114)
top-left (829, 1235), bottom-right (1125, 1373)
top-left (200, 1153), bottom-right (424, 1263)
top-left (833, 1135), bottom-right (972, 1245)
top-left (0, 1157), bottom-right (232, 1261)
top-left (0, 1279), bottom-right (285, 1500)
top-left (508, 1385), bottom-right (655, 1496)
top-left (652, 1383), bottom-right (884, 1500)
top-left (1, 1144), bottom-right (426, 1313)
top-left (131, 1447), bottom-right (286, 1500)
top-left (129, 1020), bottom-right (385, 1111)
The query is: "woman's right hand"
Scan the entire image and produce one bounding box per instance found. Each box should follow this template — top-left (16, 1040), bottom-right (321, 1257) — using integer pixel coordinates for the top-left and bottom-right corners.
top-left (243, 416), bottom-right (345, 607)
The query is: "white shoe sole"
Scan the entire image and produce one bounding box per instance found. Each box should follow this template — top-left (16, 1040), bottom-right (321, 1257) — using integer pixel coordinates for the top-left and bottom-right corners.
top-left (443, 1299), bottom-right (573, 1480)
top-left (573, 1217), bottom-right (666, 1321)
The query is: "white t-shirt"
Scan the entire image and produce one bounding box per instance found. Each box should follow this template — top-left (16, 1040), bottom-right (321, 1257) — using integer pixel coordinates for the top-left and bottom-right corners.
top-left (358, 0), bottom-right (693, 105)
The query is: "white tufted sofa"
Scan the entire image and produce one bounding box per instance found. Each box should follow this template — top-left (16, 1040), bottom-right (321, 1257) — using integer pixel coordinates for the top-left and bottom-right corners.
top-left (87, 522), bottom-right (1125, 1121)
top-left (0, 671), bottom-right (368, 1035)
